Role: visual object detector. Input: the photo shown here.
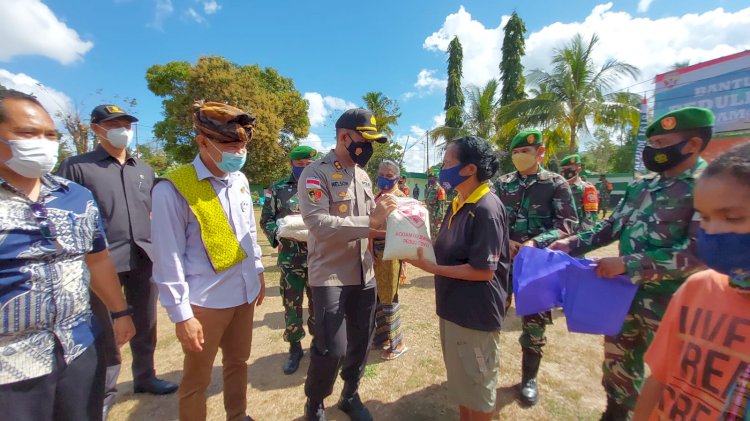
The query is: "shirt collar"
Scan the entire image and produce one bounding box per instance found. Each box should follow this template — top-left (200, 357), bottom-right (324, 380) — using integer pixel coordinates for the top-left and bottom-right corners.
top-left (93, 144), bottom-right (135, 165)
top-left (449, 182), bottom-right (491, 228)
top-left (192, 154), bottom-right (232, 183)
top-left (0, 173), bottom-right (68, 200)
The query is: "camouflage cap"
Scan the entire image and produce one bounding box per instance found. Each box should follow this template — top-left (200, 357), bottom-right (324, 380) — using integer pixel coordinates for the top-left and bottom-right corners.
top-left (193, 100), bottom-right (255, 143)
top-left (646, 106), bottom-right (714, 138)
top-left (560, 154), bottom-right (582, 167)
top-left (510, 129), bottom-right (543, 150)
top-left (289, 145), bottom-right (318, 160)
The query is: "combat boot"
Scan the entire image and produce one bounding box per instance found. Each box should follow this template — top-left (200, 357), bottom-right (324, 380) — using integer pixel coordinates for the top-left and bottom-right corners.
top-left (520, 350), bottom-right (542, 406)
top-left (599, 397), bottom-right (631, 421)
top-left (283, 341), bottom-right (304, 375)
top-left (305, 399), bottom-right (328, 421)
top-left (338, 382), bottom-right (373, 421)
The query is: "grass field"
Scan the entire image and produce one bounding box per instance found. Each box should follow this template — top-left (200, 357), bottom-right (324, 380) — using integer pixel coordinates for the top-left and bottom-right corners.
top-left (108, 211), bottom-right (621, 421)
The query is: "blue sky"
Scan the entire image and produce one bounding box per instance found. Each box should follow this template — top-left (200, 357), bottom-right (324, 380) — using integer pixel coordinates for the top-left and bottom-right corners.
top-left (1, 0), bottom-right (748, 171)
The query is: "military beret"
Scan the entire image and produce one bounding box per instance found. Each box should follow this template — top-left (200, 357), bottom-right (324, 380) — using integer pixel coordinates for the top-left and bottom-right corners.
top-left (646, 107), bottom-right (715, 138)
top-left (290, 145), bottom-right (318, 160)
top-left (510, 129), bottom-right (543, 150)
top-left (560, 154), bottom-right (582, 167)
top-left (427, 165), bottom-right (441, 177)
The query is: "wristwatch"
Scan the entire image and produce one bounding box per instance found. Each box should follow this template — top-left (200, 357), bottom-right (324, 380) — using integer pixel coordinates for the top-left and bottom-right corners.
top-left (111, 305), bottom-right (134, 320)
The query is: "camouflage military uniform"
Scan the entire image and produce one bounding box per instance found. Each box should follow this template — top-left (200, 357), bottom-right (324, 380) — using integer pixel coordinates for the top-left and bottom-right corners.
top-left (597, 179), bottom-right (611, 218)
top-left (566, 159), bottom-right (707, 410)
top-left (494, 167), bottom-right (578, 354)
top-left (260, 175), bottom-right (314, 343)
top-left (570, 178), bottom-right (598, 232)
top-left (424, 181), bottom-right (447, 239)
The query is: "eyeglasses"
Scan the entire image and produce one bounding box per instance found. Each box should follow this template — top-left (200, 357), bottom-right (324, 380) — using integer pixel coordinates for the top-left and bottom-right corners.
top-left (30, 202), bottom-right (57, 242)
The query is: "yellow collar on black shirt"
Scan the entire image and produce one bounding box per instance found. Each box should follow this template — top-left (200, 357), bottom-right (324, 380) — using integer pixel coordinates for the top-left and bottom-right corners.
top-left (448, 182), bottom-right (490, 228)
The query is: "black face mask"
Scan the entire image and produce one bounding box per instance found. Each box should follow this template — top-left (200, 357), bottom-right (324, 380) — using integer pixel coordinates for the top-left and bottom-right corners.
top-left (642, 139), bottom-right (692, 173)
top-left (562, 169), bottom-right (577, 180)
top-left (346, 136), bottom-right (374, 167)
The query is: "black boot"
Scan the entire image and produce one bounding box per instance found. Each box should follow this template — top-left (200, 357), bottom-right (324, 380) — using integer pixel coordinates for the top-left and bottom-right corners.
top-left (599, 397), bottom-right (631, 421)
top-left (283, 341), bottom-right (304, 375)
top-left (520, 350), bottom-right (542, 406)
top-left (305, 399), bottom-right (327, 421)
top-left (338, 383), bottom-right (372, 421)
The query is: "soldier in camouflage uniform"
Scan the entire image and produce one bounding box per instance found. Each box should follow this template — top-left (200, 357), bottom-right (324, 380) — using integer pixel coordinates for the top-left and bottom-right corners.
top-left (560, 154), bottom-right (599, 232)
top-left (597, 174), bottom-right (613, 218)
top-left (424, 166), bottom-right (447, 240)
top-left (260, 145), bottom-right (318, 375)
top-left (550, 107), bottom-right (714, 420)
top-left (494, 129), bottom-right (579, 406)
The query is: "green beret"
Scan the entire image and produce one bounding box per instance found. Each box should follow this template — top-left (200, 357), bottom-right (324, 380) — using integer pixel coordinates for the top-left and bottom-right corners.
top-left (427, 165), bottom-right (440, 177)
top-left (510, 129), bottom-right (543, 150)
top-left (289, 145), bottom-right (318, 160)
top-left (646, 107), bottom-right (715, 138)
top-left (560, 154), bottom-right (582, 167)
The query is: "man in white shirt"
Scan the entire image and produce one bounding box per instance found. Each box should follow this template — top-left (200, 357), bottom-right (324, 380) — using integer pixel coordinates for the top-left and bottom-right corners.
top-left (151, 101), bottom-right (265, 421)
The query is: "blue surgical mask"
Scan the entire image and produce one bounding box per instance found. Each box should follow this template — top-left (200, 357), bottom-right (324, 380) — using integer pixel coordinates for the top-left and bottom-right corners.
top-left (292, 165), bottom-right (305, 179)
top-left (438, 164), bottom-right (469, 191)
top-left (697, 228), bottom-right (750, 290)
top-left (377, 175), bottom-right (397, 191)
top-left (208, 140), bottom-right (247, 173)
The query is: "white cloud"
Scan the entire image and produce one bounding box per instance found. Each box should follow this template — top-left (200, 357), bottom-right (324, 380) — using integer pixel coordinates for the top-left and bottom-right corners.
top-left (150, 0), bottom-right (174, 30)
top-left (425, 4), bottom-right (750, 95)
top-left (0, 0), bottom-right (93, 65)
top-left (433, 112), bottom-right (446, 128)
top-left (637, 0), bottom-right (654, 13)
top-left (203, 0), bottom-right (221, 14)
top-left (0, 69), bottom-right (73, 123)
top-left (185, 7), bottom-right (204, 23)
top-left (415, 69), bottom-right (447, 92)
top-left (303, 92), bottom-right (357, 128)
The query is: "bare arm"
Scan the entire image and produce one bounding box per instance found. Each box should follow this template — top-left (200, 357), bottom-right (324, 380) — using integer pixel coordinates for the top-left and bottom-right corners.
top-left (86, 250), bottom-right (135, 346)
top-left (633, 376), bottom-right (664, 421)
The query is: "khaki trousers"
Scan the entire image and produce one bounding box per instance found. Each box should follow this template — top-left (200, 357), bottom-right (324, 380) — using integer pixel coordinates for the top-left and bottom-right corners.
top-left (178, 303), bottom-right (255, 421)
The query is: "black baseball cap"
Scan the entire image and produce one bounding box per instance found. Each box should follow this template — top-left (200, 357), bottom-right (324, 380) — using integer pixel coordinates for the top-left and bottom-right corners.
top-left (335, 108), bottom-right (387, 143)
top-left (91, 104), bottom-right (138, 124)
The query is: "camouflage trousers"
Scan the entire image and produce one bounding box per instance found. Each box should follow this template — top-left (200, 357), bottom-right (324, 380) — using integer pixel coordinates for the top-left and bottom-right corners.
top-left (602, 291), bottom-right (672, 411)
top-left (278, 241), bottom-right (315, 344)
top-left (429, 212), bottom-right (443, 240)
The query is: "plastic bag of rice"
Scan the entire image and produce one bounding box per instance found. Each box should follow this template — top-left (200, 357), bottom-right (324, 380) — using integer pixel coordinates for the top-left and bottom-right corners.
top-left (382, 198), bottom-right (436, 264)
top-left (276, 214), bottom-right (309, 242)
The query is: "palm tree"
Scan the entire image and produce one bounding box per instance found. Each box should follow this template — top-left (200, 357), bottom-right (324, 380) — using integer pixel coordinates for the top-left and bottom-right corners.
top-left (497, 33), bottom-right (640, 152)
top-left (362, 91), bottom-right (401, 138)
top-left (431, 79), bottom-right (502, 146)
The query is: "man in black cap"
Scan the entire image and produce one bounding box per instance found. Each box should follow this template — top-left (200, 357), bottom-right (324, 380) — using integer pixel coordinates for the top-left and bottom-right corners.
top-left (299, 108), bottom-right (397, 421)
top-left (57, 104), bottom-right (178, 417)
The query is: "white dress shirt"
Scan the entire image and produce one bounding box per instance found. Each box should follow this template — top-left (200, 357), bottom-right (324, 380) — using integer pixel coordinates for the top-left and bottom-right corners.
top-left (151, 155), bottom-right (264, 323)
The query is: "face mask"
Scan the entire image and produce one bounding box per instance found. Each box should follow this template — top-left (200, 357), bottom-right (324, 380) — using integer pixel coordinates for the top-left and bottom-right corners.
top-left (346, 136), bottom-right (374, 167)
top-left (439, 164), bottom-right (469, 191)
top-left (697, 228), bottom-right (750, 290)
top-left (562, 169), bottom-right (577, 180)
top-left (291, 165), bottom-right (305, 179)
top-left (0, 138), bottom-right (59, 179)
top-left (377, 176), bottom-right (397, 191)
top-left (207, 140), bottom-right (247, 173)
top-left (642, 139), bottom-right (691, 173)
top-left (512, 153), bottom-right (538, 172)
top-left (104, 127), bottom-right (133, 149)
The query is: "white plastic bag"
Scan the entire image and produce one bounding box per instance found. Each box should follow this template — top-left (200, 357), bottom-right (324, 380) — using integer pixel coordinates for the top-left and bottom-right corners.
top-left (276, 214), bottom-right (309, 242)
top-left (382, 198), bottom-right (436, 264)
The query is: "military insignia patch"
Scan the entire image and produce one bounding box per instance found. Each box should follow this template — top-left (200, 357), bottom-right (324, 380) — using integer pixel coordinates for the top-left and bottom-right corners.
top-left (334, 161), bottom-right (342, 170)
top-left (338, 203), bottom-right (348, 213)
top-left (332, 172), bottom-right (344, 180)
top-left (338, 191), bottom-right (349, 198)
top-left (655, 153), bottom-right (668, 164)
top-left (370, 116), bottom-right (377, 125)
top-left (306, 177), bottom-right (321, 189)
top-left (661, 116), bottom-right (677, 130)
top-left (307, 188), bottom-right (322, 203)
top-left (105, 105), bottom-right (123, 114)
top-left (527, 134), bottom-right (535, 143)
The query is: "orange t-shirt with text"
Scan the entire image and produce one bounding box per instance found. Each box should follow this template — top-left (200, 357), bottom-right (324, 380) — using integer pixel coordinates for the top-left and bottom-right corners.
top-left (645, 270), bottom-right (750, 420)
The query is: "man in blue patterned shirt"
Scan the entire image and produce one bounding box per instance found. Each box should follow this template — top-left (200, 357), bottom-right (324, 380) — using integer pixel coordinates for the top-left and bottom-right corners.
top-left (0, 89), bottom-right (135, 420)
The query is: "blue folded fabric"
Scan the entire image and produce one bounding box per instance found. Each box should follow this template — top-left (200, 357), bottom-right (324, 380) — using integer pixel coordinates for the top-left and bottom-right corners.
top-left (513, 247), bottom-right (638, 336)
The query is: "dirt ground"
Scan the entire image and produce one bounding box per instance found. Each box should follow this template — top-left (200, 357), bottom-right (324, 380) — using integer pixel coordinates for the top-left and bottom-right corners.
top-left (109, 211), bottom-right (622, 421)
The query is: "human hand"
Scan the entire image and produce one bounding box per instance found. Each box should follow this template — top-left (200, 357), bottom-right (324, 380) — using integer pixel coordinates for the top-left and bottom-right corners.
top-left (593, 257), bottom-right (626, 278)
top-left (113, 316), bottom-right (135, 347)
top-left (522, 240), bottom-right (537, 249)
top-left (176, 317), bottom-right (204, 352)
top-left (509, 240), bottom-right (523, 259)
top-left (256, 273), bottom-right (266, 306)
top-left (548, 239), bottom-right (571, 253)
top-left (370, 194), bottom-right (398, 228)
top-left (405, 248), bottom-right (438, 274)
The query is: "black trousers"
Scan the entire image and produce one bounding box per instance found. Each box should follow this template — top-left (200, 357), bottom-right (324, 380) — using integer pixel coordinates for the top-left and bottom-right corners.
top-left (0, 341), bottom-right (105, 421)
top-left (304, 284), bottom-right (377, 404)
top-left (91, 252), bottom-right (158, 406)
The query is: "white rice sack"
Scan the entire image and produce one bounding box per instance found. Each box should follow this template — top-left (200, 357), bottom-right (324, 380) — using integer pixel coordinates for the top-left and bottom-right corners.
top-left (277, 215), bottom-right (309, 242)
top-left (382, 198), bottom-right (436, 264)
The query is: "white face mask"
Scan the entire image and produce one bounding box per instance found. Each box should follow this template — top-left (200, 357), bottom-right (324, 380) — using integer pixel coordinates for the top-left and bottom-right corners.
top-left (104, 127), bottom-right (133, 149)
top-left (1, 138), bottom-right (59, 179)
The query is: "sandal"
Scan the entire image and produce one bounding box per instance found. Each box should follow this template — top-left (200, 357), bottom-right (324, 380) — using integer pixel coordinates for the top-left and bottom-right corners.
top-left (381, 345), bottom-right (409, 361)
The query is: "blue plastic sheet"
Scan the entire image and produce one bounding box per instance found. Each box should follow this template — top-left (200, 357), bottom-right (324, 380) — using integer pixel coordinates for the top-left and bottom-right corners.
top-left (513, 247), bottom-right (638, 336)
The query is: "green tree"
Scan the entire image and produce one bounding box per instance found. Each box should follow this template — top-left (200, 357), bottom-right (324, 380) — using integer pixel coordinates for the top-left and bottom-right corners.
top-left (138, 143), bottom-right (172, 175)
top-left (145, 56), bottom-right (309, 186)
top-left (499, 11), bottom-right (527, 106)
top-left (444, 36), bottom-right (465, 131)
top-left (497, 33), bottom-right (640, 152)
top-left (361, 92), bottom-right (403, 182)
top-left (432, 79), bottom-right (502, 144)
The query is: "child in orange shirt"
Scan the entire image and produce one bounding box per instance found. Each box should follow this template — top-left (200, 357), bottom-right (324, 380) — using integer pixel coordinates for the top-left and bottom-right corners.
top-left (634, 143), bottom-right (750, 421)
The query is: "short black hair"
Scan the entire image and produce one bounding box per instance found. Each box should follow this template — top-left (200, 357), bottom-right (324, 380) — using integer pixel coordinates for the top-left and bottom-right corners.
top-left (450, 136), bottom-right (500, 182)
top-left (683, 127), bottom-right (713, 151)
top-left (702, 142), bottom-right (750, 185)
top-left (0, 89), bottom-right (45, 124)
